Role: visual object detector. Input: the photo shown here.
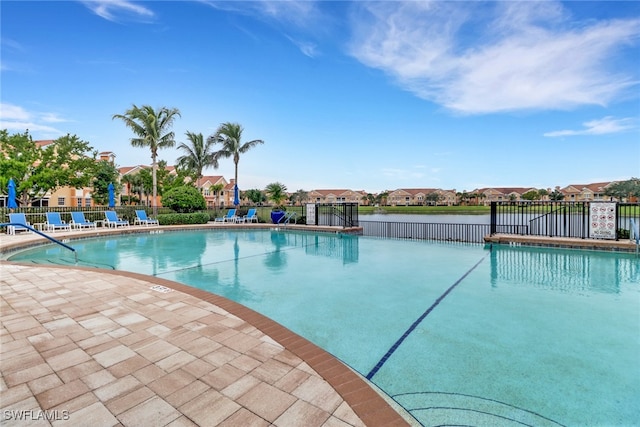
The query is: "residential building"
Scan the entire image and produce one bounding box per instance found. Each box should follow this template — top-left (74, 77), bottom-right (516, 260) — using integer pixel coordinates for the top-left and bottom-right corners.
top-left (386, 188), bottom-right (457, 206)
top-left (560, 183), bottom-right (613, 202)
top-left (474, 187), bottom-right (538, 204)
top-left (307, 189), bottom-right (367, 204)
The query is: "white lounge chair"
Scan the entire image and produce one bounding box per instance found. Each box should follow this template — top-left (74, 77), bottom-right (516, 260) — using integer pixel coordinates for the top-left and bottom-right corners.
top-left (104, 211), bottom-right (130, 228)
top-left (134, 210), bottom-right (159, 226)
top-left (45, 212), bottom-right (72, 232)
top-left (7, 213), bottom-right (31, 235)
top-left (70, 211), bottom-right (97, 229)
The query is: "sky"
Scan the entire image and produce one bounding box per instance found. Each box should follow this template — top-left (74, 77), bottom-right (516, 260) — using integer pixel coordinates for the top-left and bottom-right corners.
top-left (1, 0), bottom-right (639, 194)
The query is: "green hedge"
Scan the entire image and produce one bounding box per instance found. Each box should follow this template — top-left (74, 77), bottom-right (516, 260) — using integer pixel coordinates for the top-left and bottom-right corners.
top-left (157, 212), bottom-right (210, 225)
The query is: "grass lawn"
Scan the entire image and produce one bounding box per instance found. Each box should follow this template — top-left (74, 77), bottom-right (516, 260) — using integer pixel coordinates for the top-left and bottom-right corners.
top-left (358, 205), bottom-right (491, 215)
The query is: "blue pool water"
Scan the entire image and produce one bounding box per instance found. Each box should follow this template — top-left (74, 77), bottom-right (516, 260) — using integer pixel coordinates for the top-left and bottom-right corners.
top-left (9, 230), bottom-right (640, 426)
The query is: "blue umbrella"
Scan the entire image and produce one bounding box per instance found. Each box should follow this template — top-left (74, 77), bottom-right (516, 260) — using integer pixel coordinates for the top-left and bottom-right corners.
top-left (108, 183), bottom-right (115, 208)
top-left (233, 184), bottom-right (240, 206)
top-left (7, 178), bottom-right (18, 209)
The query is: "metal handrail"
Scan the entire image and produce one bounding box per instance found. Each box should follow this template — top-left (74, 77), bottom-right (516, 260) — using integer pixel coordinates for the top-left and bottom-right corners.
top-left (277, 212), bottom-right (297, 225)
top-left (1, 222), bottom-right (77, 261)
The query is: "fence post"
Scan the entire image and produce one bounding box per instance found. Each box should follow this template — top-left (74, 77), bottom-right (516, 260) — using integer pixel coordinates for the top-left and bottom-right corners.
top-left (490, 202), bottom-right (497, 235)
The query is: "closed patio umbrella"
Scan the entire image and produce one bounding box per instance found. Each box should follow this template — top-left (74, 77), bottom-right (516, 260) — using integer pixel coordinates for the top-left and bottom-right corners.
top-left (7, 178), bottom-right (18, 209)
top-left (233, 184), bottom-right (240, 207)
top-left (108, 183), bottom-right (115, 208)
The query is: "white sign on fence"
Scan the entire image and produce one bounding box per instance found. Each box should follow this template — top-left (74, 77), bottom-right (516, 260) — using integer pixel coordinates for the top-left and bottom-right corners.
top-left (306, 204), bottom-right (316, 225)
top-left (589, 202), bottom-right (616, 240)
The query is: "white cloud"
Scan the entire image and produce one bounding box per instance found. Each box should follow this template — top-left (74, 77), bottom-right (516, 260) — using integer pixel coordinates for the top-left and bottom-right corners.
top-left (348, 1), bottom-right (640, 114)
top-left (286, 36), bottom-right (318, 58)
top-left (544, 116), bottom-right (636, 137)
top-left (200, 0), bottom-right (327, 57)
top-left (80, 0), bottom-right (155, 23)
top-left (0, 104), bottom-right (31, 121)
top-left (0, 103), bottom-right (67, 136)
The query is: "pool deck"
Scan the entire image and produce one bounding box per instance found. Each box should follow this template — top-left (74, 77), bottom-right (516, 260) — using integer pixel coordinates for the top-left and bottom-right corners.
top-left (0, 224), bottom-right (412, 427)
top-left (484, 233), bottom-right (639, 252)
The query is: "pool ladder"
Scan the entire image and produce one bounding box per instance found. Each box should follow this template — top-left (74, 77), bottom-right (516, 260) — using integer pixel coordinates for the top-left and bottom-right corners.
top-left (278, 212), bottom-right (297, 226)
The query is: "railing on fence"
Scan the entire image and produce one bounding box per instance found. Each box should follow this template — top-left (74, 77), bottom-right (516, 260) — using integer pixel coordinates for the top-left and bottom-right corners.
top-left (490, 201), bottom-right (640, 240)
top-left (315, 203), bottom-right (359, 228)
top-left (360, 221), bottom-right (490, 243)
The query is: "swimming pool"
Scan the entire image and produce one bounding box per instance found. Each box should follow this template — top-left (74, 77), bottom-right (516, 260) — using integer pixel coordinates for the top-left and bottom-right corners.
top-left (9, 229), bottom-right (640, 426)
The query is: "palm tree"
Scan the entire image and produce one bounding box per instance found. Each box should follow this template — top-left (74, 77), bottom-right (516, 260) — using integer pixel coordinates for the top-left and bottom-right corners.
top-left (265, 182), bottom-right (288, 207)
top-left (176, 131), bottom-right (218, 189)
top-left (210, 183), bottom-right (224, 207)
top-left (113, 105), bottom-right (181, 213)
top-left (208, 122), bottom-right (264, 207)
top-left (121, 173), bottom-right (144, 205)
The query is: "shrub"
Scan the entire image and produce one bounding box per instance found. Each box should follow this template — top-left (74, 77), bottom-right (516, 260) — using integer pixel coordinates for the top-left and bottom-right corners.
top-left (617, 228), bottom-right (630, 239)
top-left (157, 212), bottom-right (210, 225)
top-left (161, 186), bottom-right (206, 213)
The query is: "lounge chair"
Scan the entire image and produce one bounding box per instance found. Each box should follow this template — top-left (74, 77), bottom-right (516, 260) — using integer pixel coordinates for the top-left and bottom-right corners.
top-left (7, 213), bottom-right (31, 235)
top-left (134, 210), bottom-right (159, 226)
top-left (215, 209), bottom-right (237, 223)
top-left (45, 212), bottom-right (72, 232)
top-left (242, 208), bottom-right (258, 223)
top-left (104, 210), bottom-right (130, 228)
top-left (70, 211), bottom-right (97, 229)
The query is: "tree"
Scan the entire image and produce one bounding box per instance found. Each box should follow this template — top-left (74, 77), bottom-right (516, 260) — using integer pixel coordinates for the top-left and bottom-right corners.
top-left (538, 188), bottom-right (549, 198)
top-left (604, 178), bottom-right (640, 201)
top-left (138, 168), bottom-right (153, 205)
top-left (363, 193), bottom-right (376, 205)
top-left (549, 188), bottom-right (565, 201)
top-left (290, 189), bottom-right (308, 206)
top-left (376, 191), bottom-right (389, 206)
top-left (176, 131), bottom-right (218, 188)
top-left (121, 173), bottom-right (144, 205)
top-left (425, 192), bottom-right (441, 205)
top-left (244, 188), bottom-right (266, 205)
top-left (210, 183), bottom-right (224, 207)
top-left (521, 190), bottom-right (540, 201)
top-left (0, 131), bottom-right (97, 206)
top-left (113, 105), bottom-right (181, 212)
top-left (92, 160), bottom-right (120, 205)
top-left (265, 182), bottom-right (287, 207)
top-left (162, 186), bottom-right (206, 213)
top-left (208, 122), bottom-right (264, 207)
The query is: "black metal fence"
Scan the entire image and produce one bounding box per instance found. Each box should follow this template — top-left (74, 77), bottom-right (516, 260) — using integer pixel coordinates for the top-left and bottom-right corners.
top-left (0, 205), bottom-right (175, 225)
top-left (360, 221), bottom-right (490, 243)
top-left (490, 201), bottom-right (640, 240)
top-left (314, 203), bottom-right (359, 228)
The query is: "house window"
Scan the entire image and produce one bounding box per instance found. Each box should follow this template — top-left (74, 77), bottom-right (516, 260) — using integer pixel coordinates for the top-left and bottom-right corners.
top-left (77, 198), bottom-right (82, 207)
top-left (85, 198), bottom-right (91, 207)
top-left (57, 197), bottom-right (65, 206)
top-left (203, 188), bottom-right (210, 196)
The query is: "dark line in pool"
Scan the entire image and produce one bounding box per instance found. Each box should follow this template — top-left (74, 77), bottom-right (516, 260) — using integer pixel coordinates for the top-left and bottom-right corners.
top-left (366, 250), bottom-right (491, 380)
top-left (410, 406), bottom-right (535, 427)
top-left (392, 391), bottom-right (566, 427)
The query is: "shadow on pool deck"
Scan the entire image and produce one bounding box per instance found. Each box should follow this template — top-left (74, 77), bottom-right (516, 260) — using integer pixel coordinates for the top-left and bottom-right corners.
top-left (0, 224), bottom-right (412, 427)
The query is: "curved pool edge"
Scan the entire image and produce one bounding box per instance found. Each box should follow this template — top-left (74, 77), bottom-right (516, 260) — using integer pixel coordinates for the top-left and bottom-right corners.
top-left (0, 225), bottom-right (413, 427)
top-left (0, 223), bottom-right (362, 259)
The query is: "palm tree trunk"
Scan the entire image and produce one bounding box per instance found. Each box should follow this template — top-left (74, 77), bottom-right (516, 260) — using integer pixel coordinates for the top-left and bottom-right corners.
top-left (234, 158), bottom-right (239, 208)
top-left (152, 156), bottom-right (158, 215)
